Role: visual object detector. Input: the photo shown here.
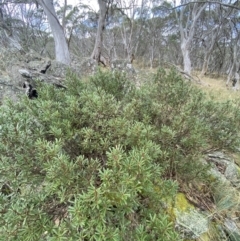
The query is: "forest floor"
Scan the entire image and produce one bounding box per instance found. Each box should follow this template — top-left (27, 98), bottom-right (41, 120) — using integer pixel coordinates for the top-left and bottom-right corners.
top-left (134, 65), bottom-right (240, 102)
top-left (195, 73), bottom-right (240, 101)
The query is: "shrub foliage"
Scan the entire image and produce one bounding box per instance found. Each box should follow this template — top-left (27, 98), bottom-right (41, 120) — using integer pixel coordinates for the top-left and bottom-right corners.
top-left (0, 69), bottom-right (240, 240)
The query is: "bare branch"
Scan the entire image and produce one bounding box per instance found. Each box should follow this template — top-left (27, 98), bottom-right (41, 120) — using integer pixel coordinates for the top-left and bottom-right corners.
top-left (165, 1), bottom-right (240, 11)
top-left (182, 1), bottom-right (239, 10)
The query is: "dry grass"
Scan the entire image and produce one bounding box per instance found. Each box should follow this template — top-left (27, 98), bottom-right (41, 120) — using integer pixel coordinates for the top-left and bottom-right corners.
top-left (133, 65), bottom-right (240, 102)
top-left (191, 72), bottom-right (240, 102)
top-left (95, 65), bottom-right (240, 102)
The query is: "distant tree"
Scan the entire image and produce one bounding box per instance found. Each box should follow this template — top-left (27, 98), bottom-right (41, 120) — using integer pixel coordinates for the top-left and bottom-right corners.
top-left (0, 1), bottom-right (24, 51)
top-left (91, 0), bottom-right (112, 65)
top-left (144, 1), bottom-right (176, 68)
top-left (198, 3), bottom-right (223, 76)
top-left (226, 18), bottom-right (240, 86)
top-left (192, 1), bottom-right (240, 77)
top-left (0, 0), bottom-right (52, 54)
top-left (176, 1), bottom-right (207, 75)
top-left (118, 0), bottom-right (148, 62)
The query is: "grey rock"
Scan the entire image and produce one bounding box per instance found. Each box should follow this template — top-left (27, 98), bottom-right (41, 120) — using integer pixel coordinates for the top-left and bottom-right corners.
top-left (49, 60), bottom-right (68, 77)
top-left (25, 49), bottom-right (42, 62)
top-left (208, 152), bottom-right (231, 161)
top-left (225, 163), bottom-right (239, 181)
top-left (207, 151), bottom-right (240, 186)
top-left (224, 218), bottom-right (240, 241)
top-left (19, 69), bottom-right (32, 78)
top-left (111, 59), bottom-right (136, 76)
top-left (78, 58), bottom-right (98, 75)
top-left (175, 209), bottom-right (209, 239)
top-left (28, 60), bottom-right (45, 71)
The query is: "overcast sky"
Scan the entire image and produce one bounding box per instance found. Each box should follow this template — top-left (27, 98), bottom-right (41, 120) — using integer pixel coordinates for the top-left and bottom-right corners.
top-left (64, 0), bottom-right (179, 10)
top-left (64, 0), bottom-right (99, 10)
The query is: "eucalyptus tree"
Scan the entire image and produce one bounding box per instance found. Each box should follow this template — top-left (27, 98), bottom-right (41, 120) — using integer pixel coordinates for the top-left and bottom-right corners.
top-left (198, 3), bottom-right (223, 76)
top-left (144, 1), bottom-right (178, 68)
top-left (0, 0), bottom-right (71, 64)
top-left (191, 1), bottom-right (240, 77)
top-left (0, 1), bottom-right (26, 51)
top-left (15, 2), bottom-right (50, 52)
top-left (37, 0), bottom-right (71, 65)
top-left (225, 16), bottom-right (240, 86)
top-left (116, 0), bottom-right (150, 62)
top-left (55, 2), bottom-right (83, 48)
top-left (99, 0), bottom-right (151, 63)
top-left (91, 0), bottom-right (112, 65)
top-left (0, 1), bottom-right (10, 34)
top-left (175, 1), bottom-right (207, 75)
top-left (0, 1), bottom-right (47, 52)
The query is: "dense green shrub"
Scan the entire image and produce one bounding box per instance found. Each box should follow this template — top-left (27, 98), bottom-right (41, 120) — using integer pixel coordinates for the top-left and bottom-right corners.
top-left (89, 69), bottom-right (134, 101)
top-left (0, 71), bottom-right (179, 240)
top-left (126, 69), bottom-right (240, 179)
top-left (0, 69), bottom-right (240, 240)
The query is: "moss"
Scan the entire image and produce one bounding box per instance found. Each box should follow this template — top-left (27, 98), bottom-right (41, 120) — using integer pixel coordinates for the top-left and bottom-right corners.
top-left (232, 153), bottom-right (240, 166)
top-left (167, 192), bottom-right (194, 221)
top-left (197, 232), bottom-right (210, 241)
top-left (174, 193), bottom-right (194, 213)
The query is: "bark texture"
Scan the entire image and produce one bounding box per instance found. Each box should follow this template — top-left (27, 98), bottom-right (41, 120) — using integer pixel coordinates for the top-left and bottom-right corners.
top-left (38, 0), bottom-right (70, 65)
top-left (91, 0), bottom-right (109, 65)
top-left (177, 2), bottom-right (207, 75)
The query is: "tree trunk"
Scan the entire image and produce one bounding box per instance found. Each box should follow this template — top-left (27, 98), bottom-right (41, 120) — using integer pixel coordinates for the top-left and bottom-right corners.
top-left (181, 39), bottom-right (191, 75)
top-left (38, 0), bottom-right (70, 65)
top-left (200, 28), bottom-right (219, 77)
top-left (61, 0), bottom-right (68, 35)
top-left (226, 44), bottom-right (239, 86)
top-left (201, 53), bottom-right (210, 76)
top-left (91, 0), bottom-right (109, 65)
top-left (177, 2), bottom-right (207, 75)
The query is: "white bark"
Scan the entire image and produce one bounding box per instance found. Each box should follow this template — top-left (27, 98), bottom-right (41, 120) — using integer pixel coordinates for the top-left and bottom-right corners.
top-left (181, 39), bottom-right (191, 74)
top-left (177, 2), bottom-right (207, 75)
top-left (118, 0), bottom-right (146, 62)
top-left (38, 0), bottom-right (70, 65)
top-left (226, 19), bottom-right (240, 86)
top-left (61, 0), bottom-right (68, 35)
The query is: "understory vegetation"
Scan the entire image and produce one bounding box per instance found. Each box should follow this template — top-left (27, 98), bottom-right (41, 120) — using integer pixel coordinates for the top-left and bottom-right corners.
top-left (0, 69), bottom-right (240, 240)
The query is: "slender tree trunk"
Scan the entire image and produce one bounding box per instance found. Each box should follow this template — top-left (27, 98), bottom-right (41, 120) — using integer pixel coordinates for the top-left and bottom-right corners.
top-left (62, 0), bottom-right (68, 34)
top-left (226, 44), bottom-right (239, 86)
top-left (181, 39), bottom-right (191, 75)
top-left (201, 53), bottom-right (210, 76)
top-left (177, 2), bottom-right (207, 75)
top-left (150, 38), bottom-right (156, 69)
top-left (226, 18), bottom-right (240, 86)
top-left (38, 0), bottom-right (70, 65)
top-left (200, 28), bottom-right (219, 76)
top-left (91, 0), bottom-right (109, 65)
